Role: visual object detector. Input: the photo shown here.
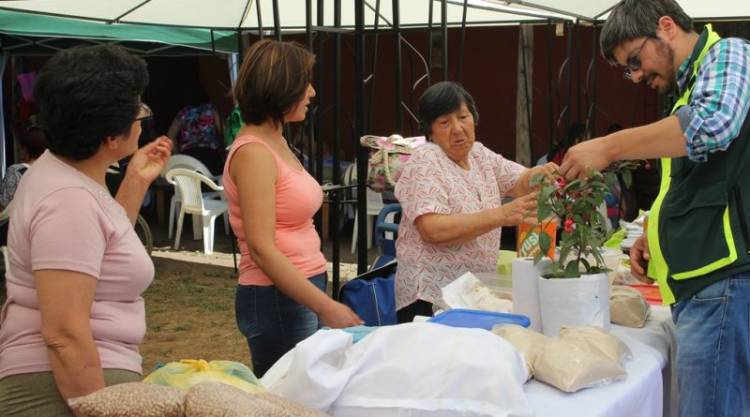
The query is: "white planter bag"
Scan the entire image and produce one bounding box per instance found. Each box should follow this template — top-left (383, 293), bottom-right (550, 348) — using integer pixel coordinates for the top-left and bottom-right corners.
top-left (538, 273), bottom-right (610, 336)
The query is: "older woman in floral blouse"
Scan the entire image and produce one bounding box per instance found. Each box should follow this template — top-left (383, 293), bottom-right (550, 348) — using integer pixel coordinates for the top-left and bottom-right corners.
top-left (395, 81), bottom-right (557, 322)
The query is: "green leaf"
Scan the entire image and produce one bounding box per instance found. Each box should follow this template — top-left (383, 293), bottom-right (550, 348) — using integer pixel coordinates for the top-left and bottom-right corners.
top-left (564, 260), bottom-right (580, 277)
top-left (538, 204), bottom-right (552, 222)
top-left (539, 231), bottom-right (551, 255)
top-left (580, 257), bottom-right (591, 273)
top-left (622, 170), bottom-right (633, 188)
top-left (533, 251), bottom-right (543, 265)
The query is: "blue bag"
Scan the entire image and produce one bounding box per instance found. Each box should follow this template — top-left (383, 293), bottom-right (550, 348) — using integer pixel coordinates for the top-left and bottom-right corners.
top-left (339, 261), bottom-right (397, 326)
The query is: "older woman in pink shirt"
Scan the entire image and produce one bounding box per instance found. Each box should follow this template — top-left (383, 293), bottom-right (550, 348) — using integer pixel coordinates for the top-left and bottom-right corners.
top-left (395, 82), bottom-right (557, 322)
top-left (0, 45), bottom-right (171, 416)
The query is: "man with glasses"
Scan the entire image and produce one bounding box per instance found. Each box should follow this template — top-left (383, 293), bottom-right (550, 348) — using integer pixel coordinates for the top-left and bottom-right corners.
top-left (560, 1), bottom-right (750, 416)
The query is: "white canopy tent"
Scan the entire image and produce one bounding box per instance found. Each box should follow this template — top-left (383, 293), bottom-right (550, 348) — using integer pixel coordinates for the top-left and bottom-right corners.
top-left (1, 0), bottom-right (749, 275)
top-left (500, 0), bottom-right (750, 22)
top-left (0, 0), bottom-right (573, 31)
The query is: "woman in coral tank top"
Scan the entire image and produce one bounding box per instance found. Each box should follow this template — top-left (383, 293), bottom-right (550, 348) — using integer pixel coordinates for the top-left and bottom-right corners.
top-left (223, 40), bottom-right (362, 377)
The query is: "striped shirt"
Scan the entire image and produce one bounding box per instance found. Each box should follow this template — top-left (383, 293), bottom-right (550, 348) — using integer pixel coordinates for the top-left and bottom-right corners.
top-left (675, 35), bottom-right (750, 163)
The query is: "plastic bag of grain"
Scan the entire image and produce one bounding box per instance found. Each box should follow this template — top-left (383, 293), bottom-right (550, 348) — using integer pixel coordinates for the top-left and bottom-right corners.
top-left (491, 324), bottom-right (552, 378)
top-left (610, 285), bottom-right (649, 328)
top-left (68, 382), bottom-right (184, 417)
top-left (184, 382), bottom-right (329, 417)
top-left (532, 326), bottom-right (630, 392)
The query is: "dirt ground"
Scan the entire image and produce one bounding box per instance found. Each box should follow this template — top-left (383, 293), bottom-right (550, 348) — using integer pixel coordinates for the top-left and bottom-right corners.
top-left (0, 215), bottom-right (368, 376)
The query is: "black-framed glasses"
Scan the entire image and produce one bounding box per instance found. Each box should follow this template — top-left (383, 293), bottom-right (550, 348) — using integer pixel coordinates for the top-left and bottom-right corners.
top-left (135, 103), bottom-right (153, 122)
top-left (623, 37), bottom-right (651, 80)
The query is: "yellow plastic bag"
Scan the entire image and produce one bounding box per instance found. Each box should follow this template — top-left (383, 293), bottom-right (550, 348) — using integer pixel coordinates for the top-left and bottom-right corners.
top-left (496, 250), bottom-right (517, 277)
top-left (144, 359), bottom-right (264, 394)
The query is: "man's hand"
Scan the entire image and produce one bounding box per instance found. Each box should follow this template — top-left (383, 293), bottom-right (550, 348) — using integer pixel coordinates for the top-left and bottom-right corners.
top-left (559, 137), bottom-right (613, 180)
top-left (630, 235), bottom-right (654, 283)
top-left (126, 136), bottom-right (172, 185)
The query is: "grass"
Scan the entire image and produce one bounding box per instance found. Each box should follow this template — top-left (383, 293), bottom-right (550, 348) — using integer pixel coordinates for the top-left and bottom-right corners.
top-left (139, 256), bottom-right (250, 374)
top-left (0, 255), bottom-right (252, 376)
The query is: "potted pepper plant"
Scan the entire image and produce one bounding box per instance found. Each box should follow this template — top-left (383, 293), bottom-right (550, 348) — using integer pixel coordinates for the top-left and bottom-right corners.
top-left (526, 165), bottom-right (635, 336)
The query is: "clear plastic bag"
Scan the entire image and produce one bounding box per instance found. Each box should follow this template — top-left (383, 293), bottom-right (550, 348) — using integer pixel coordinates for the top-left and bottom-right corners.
top-left (143, 359), bottom-right (264, 394)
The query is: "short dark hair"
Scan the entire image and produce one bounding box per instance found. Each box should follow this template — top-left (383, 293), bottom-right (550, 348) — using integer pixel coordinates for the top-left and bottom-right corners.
top-left (600, 0), bottom-right (693, 63)
top-left (417, 81), bottom-right (479, 138)
top-left (22, 122), bottom-right (48, 160)
top-left (34, 45), bottom-right (148, 161)
top-left (234, 40), bottom-right (315, 127)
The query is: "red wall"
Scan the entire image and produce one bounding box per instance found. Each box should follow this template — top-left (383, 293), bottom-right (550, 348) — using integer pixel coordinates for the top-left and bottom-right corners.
top-left (290, 25), bottom-right (662, 164)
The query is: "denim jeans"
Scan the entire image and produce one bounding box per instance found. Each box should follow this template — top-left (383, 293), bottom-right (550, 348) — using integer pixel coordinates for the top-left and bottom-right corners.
top-left (672, 276), bottom-right (750, 417)
top-left (235, 273), bottom-right (326, 378)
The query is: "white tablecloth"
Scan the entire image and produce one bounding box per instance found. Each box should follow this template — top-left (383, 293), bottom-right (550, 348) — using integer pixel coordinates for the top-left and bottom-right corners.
top-left (524, 305), bottom-right (676, 417)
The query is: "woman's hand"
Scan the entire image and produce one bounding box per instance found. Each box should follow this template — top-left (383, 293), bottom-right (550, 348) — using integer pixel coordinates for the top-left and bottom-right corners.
top-left (317, 300), bottom-right (364, 328)
top-left (126, 136), bottom-right (172, 185)
top-left (498, 192), bottom-right (537, 226)
top-left (531, 162), bottom-right (559, 177)
top-left (528, 162), bottom-right (559, 187)
top-left (509, 162), bottom-right (559, 197)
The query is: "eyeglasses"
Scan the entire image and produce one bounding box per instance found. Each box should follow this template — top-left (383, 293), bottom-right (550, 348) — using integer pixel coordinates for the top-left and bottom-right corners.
top-left (623, 37), bottom-right (650, 80)
top-left (135, 103), bottom-right (153, 122)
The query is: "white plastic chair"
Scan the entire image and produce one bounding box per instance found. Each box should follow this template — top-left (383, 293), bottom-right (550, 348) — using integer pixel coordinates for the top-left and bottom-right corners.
top-left (165, 168), bottom-right (228, 255)
top-left (343, 162), bottom-right (384, 253)
top-left (161, 154), bottom-right (227, 240)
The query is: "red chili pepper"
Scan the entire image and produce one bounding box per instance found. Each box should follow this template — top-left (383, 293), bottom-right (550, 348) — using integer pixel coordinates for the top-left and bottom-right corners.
top-left (564, 218), bottom-right (575, 233)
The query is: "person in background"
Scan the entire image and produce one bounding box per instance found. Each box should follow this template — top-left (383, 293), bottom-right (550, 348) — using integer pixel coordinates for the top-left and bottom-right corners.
top-left (394, 81), bottom-right (557, 322)
top-left (223, 39), bottom-right (362, 377)
top-left (0, 118), bottom-right (47, 210)
top-left (167, 87), bottom-right (224, 174)
top-left (0, 44), bottom-right (172, 416)
top-left (224, 105), bottom-right (243, 148)
top-left (548, 122), bottom-right (586, 165)
top-left (560, 1), bottom-right (750, 415)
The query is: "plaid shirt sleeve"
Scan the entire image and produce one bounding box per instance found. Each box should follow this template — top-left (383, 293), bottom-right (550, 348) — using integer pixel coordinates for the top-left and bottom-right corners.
top-left (683, 38), bottom-right (750, 163)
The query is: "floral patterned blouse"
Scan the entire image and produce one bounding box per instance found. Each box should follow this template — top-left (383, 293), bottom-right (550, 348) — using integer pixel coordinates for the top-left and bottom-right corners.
top-left (0, 163), bottom-right (30, 208)
top-left (175, 104), bottom-right (221, 152)
top-left (394, 141), bottom-right (525, 309)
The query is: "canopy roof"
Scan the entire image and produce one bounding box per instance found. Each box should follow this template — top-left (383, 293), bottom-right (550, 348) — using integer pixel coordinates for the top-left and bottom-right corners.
top-left (0, 0), bottom-right (747, 33)
top-left (505, 0), bottom-right (750, 22)
top-left (0, 9), bottom-right (238, 55)
top-left (0, 0), bottom-right (572, 32)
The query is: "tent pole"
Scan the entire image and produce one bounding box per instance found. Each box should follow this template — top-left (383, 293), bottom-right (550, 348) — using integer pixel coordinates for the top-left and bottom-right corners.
top-left (0, 53), bottom-right (7, 177)
top-left (587, 25), bottom-right (598, 137)
top-left (356, 0), bottom-right (368, 275)
top-left (315, 0), bottom-right (325, 187)
top-left (272, 0), bottom-right (282, 40)
top-left (333, 0), bottom-right (343, 292)
top-left (426, 0), bottom-right (434, 86)
top-left (457, 0), bottom-right (468, 82)
top-left (392, 0), bottom-right (403, 132)
top-left (313, 0), bottom-right (325, 239)
top-left (306, 0), bottom-right (314, 184)
top-left (255, 0), bottom-right (264, 39)
top-left (564, 21), bottom-right (573, 135)
top-left (441, 0), bottom-right (448, 81)
top-left (547, 20), bottom-right (554, 153)
top-left (365, 0), bottom-right (382, 133)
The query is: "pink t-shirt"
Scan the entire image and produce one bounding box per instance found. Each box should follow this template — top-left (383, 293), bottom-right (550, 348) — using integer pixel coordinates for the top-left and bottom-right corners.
top-left (394, 142), bottom-right (525, 309)
top-left (222, 135), bottom-right (327, 286)
top-left (0, 151), bottom-right (154, 379)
